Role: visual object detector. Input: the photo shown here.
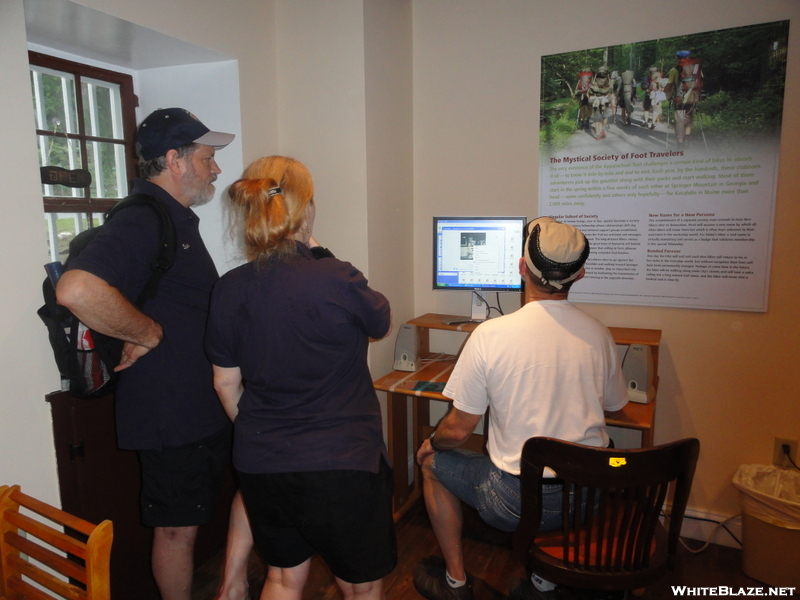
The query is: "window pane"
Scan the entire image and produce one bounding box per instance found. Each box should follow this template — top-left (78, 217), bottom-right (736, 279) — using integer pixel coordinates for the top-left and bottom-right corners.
top-left (86, 141), bottom-right (126, 198)
top-left (30, 67), bottom-right (78, 134)
top-left (44, 212), bottom-right (101, 263)
top-left (82, 77), bottom-right (122, 140)
top-left (31, 54), bottom-right (135, 236)
top-left (37, 135), bottom-right (83, 197)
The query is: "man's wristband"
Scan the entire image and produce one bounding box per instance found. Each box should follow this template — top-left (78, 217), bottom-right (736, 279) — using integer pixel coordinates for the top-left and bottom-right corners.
top-left (429, 430), bottom-right (446, 452)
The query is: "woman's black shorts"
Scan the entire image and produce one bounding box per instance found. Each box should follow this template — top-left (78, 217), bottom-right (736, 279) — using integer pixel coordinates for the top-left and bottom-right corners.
top-left (238, 457), bottom-right (397, 584)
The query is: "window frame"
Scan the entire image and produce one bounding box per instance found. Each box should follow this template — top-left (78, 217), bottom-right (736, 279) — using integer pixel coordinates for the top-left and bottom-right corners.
top-left (30, 51), bottom-right (138, 217)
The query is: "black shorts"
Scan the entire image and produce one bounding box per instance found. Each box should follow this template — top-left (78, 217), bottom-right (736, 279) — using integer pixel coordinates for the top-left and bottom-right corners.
top-left (138, 424), bottom-right (232, 528)
top-left (238, 457), bottom-right (397, 584)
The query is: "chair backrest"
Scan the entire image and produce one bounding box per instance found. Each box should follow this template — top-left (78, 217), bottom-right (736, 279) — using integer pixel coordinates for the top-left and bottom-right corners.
top-left (0, 486), bottom-right (5, 598)
top-left (0, 485), bottom-right (113, 600)
top-left (513, 437), bottom-right (700, 591)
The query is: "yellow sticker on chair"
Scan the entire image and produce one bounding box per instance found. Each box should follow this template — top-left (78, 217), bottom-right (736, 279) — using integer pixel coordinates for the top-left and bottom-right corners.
top-left (609, 457), bottom-right (627, 467)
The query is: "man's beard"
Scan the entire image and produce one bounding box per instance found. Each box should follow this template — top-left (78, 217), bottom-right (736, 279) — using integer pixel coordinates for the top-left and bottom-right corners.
top-left (182, 165), bottom-right (215, 207)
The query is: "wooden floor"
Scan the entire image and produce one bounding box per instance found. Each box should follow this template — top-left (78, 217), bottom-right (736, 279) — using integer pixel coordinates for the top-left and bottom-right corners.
top-left (192, 500), bottom-right (778, 600)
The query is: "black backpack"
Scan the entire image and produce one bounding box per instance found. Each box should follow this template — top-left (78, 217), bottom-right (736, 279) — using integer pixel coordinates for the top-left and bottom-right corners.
top-left (38, 194), bottom-right (176, 399)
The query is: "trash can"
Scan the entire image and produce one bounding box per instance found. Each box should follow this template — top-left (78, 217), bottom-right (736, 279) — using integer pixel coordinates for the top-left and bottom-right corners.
top-left (732, 464), bottom-right (800, 587)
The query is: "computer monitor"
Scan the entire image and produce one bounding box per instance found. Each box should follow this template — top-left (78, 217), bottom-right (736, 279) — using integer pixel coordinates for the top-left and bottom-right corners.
top-left (433, 216), bottom-right (527, 322)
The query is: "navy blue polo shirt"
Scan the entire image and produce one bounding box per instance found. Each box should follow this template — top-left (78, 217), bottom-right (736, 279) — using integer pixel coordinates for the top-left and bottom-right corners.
top-left (205, 242), bottom-right (391, 475)
top-left (67, 178), bottom-right (229, 450)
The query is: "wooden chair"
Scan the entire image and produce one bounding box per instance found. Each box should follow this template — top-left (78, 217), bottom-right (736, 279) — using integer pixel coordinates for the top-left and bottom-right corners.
top-left (0, 486), bottom-right (5, 592)
top-left (512, 437), bottom-right (700, 593)
top-left (0, 485), bottom-right (113, 600)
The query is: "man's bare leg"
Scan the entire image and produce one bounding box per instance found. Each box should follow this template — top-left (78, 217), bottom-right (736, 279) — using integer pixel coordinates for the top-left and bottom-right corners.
top-left (258, 559), bottom-right (311, 600)
top-left (214, 491), bottom-right (253, 600)
top-left (152, 525), bottom-right (198, 600)
top-left (420, 454), bottom-right (466, 581)
top-left (337, 577), bottom-right (385, 600)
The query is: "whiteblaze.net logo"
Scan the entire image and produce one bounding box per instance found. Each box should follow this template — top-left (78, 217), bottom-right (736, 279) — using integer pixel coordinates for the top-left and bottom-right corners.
top-left (671, 587), bottom-right (796, 596)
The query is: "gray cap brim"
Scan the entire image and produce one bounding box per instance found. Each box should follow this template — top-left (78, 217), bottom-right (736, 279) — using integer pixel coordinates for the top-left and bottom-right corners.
top-left (194, 131), bottom-right (235, 149)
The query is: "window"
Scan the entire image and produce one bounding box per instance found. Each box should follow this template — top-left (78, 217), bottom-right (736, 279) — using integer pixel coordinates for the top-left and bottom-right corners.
top-left (30, 52), bottom-right (137, 262)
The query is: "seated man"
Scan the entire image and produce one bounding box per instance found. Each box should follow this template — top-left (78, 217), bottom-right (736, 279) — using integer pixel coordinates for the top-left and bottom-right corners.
top-left (413, 217), bottom-right (628, 600)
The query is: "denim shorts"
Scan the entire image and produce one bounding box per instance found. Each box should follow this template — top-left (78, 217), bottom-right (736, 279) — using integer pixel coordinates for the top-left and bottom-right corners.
top-left (431, 449), bottom-right (563, 532)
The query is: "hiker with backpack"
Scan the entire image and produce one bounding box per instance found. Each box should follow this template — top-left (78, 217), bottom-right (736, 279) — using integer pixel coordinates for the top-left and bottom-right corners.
top-left (574, 68), bottom-right (593, 129)
top-left (609, 70), bottom-right (621, 126)
top-left (618, 69), bottom-right (636, 126)
top-left (641, 65), bottom-right (666, 130)
top-left (587, 67), bottom-right (614, 140)
top-left (55, 108), bottom-right (246, 600)
top-left (666, 50), bottom-right (704, 144)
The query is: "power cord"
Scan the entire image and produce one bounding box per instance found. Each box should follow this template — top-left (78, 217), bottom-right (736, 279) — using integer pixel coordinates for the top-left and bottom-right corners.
top-left (473, 292), bottom-right (505, 318)
top-left (662, 511), bottom-right (742, 553)
top-left (780, 443), bottom-right (800, 471)
top-left (495, 292), bottom-right (505, 316)
top-left (665, 446), bottom-right (798, 554)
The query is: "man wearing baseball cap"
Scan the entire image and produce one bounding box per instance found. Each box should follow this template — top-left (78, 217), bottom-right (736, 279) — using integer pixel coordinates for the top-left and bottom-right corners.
top-left (413, 217), bottom-right (628, 600)
top-left (58, 108), bottom-right (237, 600)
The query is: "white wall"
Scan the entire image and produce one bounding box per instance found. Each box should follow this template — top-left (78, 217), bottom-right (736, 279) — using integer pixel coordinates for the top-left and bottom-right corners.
top-left (135, 61), bottom-right (245, 273)
top-left (0, 0), bottom-right (278, 503)
top-left (274, 0), bottom-right (370, 271)
top-left (273, 0), bottom-right (416, 434)
top-left (63, 0), bottom-right (280, 168)
top-left (24, 42), bottom-right (247, 273)
top-left (0, 0), bottom-right (415, 504)
top-left (0, 0), bottom-right (62, 504)
top-left (4, 0), bottom-right (798, 539)
top-left (363, 0), bottom-right (414, 391)
top-left (412, 0), bottom-right (800, 528)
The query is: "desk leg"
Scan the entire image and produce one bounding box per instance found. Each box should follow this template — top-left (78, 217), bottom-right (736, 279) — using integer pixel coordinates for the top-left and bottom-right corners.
top-left (641, 427), bottom-right (654, 448)
top-left (414, 396), bottom-right (430, 494)
top-left (386, 391), bottom-right (413, 520)
top-left (642, 405), bottom-right (656, 448)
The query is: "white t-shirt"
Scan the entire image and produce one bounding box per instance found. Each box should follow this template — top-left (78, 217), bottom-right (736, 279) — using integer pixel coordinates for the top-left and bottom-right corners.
top-left (443, 300), bottom-right (628, 475)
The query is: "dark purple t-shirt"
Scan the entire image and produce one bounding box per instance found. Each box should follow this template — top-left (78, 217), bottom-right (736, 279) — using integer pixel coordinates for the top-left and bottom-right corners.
top-left (204, 242), bottom-right (391, 474)
top-left (67, 178), bottom-right (229, 450)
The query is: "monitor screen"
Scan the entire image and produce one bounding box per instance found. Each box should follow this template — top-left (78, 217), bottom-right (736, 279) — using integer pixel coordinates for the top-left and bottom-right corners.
top-left (433, 216), bottom-right (527, 292)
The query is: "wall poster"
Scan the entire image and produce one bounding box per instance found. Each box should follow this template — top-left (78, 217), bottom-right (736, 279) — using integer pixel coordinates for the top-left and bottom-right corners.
top-left (539, 21), bottom-right (789, 311)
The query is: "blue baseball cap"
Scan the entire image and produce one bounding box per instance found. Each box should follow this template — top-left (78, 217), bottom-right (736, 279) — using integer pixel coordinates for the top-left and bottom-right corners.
top-left (136, 107), bottom-right (234, 160)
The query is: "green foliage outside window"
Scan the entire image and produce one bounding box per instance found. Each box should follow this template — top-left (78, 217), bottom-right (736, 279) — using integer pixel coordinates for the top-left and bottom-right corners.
top-left (30, 52), bottom-right (136, 262)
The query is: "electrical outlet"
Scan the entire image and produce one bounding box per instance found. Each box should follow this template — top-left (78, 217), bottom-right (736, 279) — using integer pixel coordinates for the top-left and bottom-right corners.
top-left (773, 437), bottom-right (798, 467)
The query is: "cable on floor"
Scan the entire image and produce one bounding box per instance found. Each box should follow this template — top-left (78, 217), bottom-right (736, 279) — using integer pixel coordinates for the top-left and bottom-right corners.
top-left (662, 511), bottom-right (742, 553)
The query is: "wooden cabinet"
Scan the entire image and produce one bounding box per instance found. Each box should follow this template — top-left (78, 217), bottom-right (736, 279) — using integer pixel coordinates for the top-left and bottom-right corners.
top-left (47, 391), bottom-right (235, 600)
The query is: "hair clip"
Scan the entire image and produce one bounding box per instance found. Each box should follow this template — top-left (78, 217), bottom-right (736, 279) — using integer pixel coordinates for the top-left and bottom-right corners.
top-left (268, 187), bottom-right (282, 197)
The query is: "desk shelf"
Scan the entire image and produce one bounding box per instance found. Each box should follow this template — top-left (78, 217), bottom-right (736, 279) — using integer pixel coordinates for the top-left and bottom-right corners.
top-left (375, 313), bottom-right (661, 519)
top-left (407, 313), bottom-right (481, 332)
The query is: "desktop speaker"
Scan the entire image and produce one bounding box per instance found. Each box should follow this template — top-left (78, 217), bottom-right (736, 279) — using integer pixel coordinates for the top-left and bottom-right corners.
top-left (393, 324), bottom-right (420, 372)
top-left (622, 343), bottom-right (655, 404)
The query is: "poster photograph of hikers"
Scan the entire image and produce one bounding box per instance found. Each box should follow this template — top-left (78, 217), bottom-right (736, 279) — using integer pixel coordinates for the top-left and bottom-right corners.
top-left (539, 20), bottom-right (789, 311)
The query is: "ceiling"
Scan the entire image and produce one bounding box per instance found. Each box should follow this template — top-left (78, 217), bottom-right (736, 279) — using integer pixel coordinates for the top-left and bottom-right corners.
top-left (24, 0), bottom-right (231, 69)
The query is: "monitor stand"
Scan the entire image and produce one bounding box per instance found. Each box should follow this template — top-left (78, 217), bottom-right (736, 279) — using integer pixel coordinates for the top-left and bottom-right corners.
top-left (441, 292), bottom-right (487, 325)
top-left (470, 291), bottom-right (488, 322)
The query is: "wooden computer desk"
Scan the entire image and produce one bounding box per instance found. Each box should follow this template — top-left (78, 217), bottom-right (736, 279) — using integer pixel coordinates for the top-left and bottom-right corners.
top-left (373, 313), bottom-right (661, 519)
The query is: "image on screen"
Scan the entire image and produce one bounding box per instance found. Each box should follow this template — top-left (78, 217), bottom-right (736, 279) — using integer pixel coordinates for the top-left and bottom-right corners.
top-left (433, 216), bottom-right (527, 291)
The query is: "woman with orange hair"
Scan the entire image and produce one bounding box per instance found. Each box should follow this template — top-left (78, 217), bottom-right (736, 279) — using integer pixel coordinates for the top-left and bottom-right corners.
top-left (205, 156), bottom-right (395, 600)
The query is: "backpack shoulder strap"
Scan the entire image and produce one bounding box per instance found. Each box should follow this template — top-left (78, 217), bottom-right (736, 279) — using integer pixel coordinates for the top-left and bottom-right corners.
top-left (104, 193), bottom-right (177, 273)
